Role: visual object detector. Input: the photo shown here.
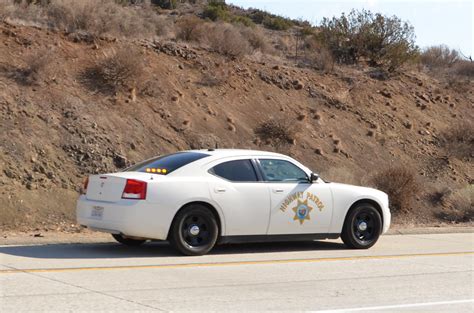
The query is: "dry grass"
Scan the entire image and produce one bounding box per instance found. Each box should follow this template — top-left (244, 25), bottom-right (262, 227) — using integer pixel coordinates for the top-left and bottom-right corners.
top-left (255, 118), bottom-right (299, 148)
top-left (176, 18), bottom-right (256, 58)
top-left (1, 0), bottom-right (167, 39)
top-left (83, 47), bottom-right (144, 92)
top-left (436, 186), bottom-right (474, 223)
top-left (10, 47), bottom-right (55, 85)
top-left (320, 167), bottom-right (361, 185)
top-left (371, 166), bottom-right (420, 213)
top-left (440, 122), bottom-right (474, 160)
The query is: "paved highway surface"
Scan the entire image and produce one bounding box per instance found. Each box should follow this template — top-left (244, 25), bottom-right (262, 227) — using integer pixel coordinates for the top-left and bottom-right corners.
top-left (0, 233), bottom-right (473, 312)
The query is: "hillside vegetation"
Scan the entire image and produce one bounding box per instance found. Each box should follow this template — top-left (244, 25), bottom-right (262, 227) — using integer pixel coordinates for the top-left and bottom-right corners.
top-left (0, 0), bottom-right (473, 232)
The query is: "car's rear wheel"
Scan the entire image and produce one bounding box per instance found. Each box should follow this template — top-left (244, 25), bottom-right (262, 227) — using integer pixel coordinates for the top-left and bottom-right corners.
top-left (112, 234), bottom-right (146, 246)
top-left (341, 203), bottom-right (382, 249)
top-left (169, 204), bottom-right (218, 256)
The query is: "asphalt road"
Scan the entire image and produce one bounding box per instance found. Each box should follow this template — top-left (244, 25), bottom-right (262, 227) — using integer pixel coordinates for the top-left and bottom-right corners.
top-left (0, 233), bottom-right (473, 312)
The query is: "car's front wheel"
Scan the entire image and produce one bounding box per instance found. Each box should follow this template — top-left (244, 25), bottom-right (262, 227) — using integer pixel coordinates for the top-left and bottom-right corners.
top-left (341, 203), bottom-right (382, 249)
top-left (112, 234), bottom-right (146, 246)
top-left (169, 204), bottom-right (219, 256)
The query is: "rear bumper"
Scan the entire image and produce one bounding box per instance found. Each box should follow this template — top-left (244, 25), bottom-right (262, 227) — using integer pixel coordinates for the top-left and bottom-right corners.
top-left (76, 195), bottom-right (170, 240)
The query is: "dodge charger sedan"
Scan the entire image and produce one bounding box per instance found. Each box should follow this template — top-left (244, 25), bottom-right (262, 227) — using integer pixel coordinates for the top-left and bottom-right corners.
top-left (77, 149), bottom-right (391, 255)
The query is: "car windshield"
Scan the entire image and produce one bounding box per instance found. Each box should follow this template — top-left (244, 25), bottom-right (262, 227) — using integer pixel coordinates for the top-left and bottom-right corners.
top-left (126, 152), bottom-right (210, 175)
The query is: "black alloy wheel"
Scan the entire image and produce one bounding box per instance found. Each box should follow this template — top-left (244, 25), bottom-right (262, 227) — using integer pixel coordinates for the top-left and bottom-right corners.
top-left (169, 204), bottom-right (218, 256)
top-left (341, 203), bottom-right (382, 249)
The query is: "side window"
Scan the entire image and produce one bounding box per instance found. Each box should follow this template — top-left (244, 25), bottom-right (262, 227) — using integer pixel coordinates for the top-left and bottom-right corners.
top-left (259, 159), bottom-right (308, 182)
top-left (210, 159), bottom-right (258, 182)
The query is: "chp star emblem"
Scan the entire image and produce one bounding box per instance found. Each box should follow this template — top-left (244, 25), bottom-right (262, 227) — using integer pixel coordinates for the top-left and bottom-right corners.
top-left (292, 199), bottom-right (313, 225)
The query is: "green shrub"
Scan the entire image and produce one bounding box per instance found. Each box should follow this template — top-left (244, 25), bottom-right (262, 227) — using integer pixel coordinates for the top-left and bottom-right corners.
top-left (318, 9), bottom-right (418, 71)
top-left (202, 0), bottom-right (229, 21)
top-left (231, 15), bottom-right (254, 27)
top-left (247, 9), bottom-right (267, 24)
top-left (246, 8), bottom-right (293, 31)
top-left (151, 0), bottom-right (177, 9)
top-left (262, 15), bottom-right (292, 31)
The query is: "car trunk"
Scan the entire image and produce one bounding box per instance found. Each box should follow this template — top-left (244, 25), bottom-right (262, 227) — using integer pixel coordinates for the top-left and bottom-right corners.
top-left (85, 172), bottom-right (157, 202)
top-left (86, 175), bottom-right (127, 202)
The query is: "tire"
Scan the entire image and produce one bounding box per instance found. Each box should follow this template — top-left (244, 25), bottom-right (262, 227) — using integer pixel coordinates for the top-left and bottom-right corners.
top-left (112, 234), bottom-right (146, 246)
top-left (341, 203), bottom-right (382, 249)
top-left (169, 204), bottom-right (219, 256)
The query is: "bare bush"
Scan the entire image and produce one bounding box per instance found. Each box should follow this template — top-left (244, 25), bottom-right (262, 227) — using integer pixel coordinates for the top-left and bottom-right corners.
top-left (428, 185), bottom-right (452, 206)
top-left (371, 166), bottom-right (420, 213)
top-left (176, 18), bottom-right (268, 57)
top-left (440, 122), bottom-right (474, 160)
top-left (176, 15), bottom-right (206, 42)
top-left (206, 23), bottom-right (250, 58)
top-left (311, 48), bottom-right (334, 72)
top-left (239, 26), bottom-right (272, 54)
top-left (437, 186), bottom-right (474, 223)
top-left (200, 68), bottom-right (229, 87)
top-left (85, 47), bottom-right (144, 92)
top-left (301, 38), bottom-right (334, 72)
top-left (255, 118), bottom-right (299, 147)
top-left (13, 48), bottom-right (55, 85)
top-left (453, 60), bottom-right (474, 78)
top-left (420, 45), bottom-right (460, 69)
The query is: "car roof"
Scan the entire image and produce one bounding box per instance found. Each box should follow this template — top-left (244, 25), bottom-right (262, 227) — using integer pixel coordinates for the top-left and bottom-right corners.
top-left (160, 149), bottom-right (312, 177)
top-left (186, 149), bottom-right (287, 158)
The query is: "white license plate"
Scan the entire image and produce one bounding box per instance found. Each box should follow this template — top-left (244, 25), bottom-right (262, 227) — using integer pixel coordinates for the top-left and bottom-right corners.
top-left (91, 206), bottom-right (104, 219)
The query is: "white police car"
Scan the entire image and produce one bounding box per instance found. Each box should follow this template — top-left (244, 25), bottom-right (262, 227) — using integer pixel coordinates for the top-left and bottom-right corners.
top-left (77, 149), bottom-right (391, 255)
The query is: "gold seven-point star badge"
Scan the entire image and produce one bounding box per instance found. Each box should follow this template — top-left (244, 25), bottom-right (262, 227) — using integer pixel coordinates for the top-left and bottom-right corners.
top-left (292, 199), bottom-right (313, 225)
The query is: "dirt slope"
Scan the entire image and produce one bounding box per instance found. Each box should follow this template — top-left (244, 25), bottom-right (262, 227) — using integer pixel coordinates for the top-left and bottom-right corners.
top-left (0, 21), bottom-right (472, 232)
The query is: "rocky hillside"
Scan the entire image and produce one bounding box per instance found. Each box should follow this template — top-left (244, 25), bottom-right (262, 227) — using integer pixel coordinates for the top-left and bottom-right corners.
top-left (0, 1), bottom-right (473, 232)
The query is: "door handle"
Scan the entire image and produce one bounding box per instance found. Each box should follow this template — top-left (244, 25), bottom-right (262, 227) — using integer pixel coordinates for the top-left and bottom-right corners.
top-left (272, 189), bottom-right (284, 193)
top-left (214, 187), bottom-right (226, 193)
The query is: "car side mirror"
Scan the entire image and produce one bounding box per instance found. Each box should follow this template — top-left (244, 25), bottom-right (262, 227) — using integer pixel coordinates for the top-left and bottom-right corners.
top-left (310, 173), bottom-right (319, 183)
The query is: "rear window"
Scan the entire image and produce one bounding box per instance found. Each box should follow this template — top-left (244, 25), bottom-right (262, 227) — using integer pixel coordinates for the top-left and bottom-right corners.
top-left (126, 152), bottom-right (209, 175)
top-left (210, 159), bottom-right (258, 182)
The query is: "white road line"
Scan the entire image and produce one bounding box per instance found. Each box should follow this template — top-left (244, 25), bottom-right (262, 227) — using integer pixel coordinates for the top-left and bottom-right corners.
top-left (315, 299), bottom-right (474, 312)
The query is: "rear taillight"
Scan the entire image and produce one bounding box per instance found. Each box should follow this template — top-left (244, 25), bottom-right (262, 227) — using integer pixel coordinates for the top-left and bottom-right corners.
top-left (122, 179), bottom-right (147, 200)
top-left (82, 177), bottom-right (89, 195)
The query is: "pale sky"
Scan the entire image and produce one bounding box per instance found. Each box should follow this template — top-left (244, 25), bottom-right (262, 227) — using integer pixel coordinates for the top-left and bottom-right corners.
top-left (228, 0), bottom-right (474, 57)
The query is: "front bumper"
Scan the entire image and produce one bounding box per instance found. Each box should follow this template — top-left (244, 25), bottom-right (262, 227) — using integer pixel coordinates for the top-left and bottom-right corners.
top-left (382, 207), bottom-right (391, 234)
top-left (76, 195), bottom-right (170, 240)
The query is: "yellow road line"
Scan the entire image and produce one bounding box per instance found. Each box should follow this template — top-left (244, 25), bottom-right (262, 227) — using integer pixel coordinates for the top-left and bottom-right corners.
top-left (1, 251), bottom-right (472, 274)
